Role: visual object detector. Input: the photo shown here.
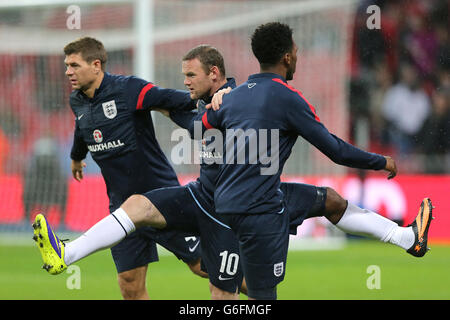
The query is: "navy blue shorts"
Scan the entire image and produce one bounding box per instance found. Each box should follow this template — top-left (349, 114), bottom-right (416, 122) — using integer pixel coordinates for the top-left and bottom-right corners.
top-left (219, 209), bottom-right (290, 293)
top-left (110, 225), bottom-right (201, 274)
top-left (214, 182), bottom-right (326, 294)
top-left (143, 182), bottom-right (243, 294)
top-left (280, 182), bottom-right (326, 234)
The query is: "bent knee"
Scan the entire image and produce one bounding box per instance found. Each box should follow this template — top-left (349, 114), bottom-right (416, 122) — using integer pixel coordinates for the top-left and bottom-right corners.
top-left (122, 195), bottom-right (166, 229)
top-left (325, 187), bottom-right (346, 209)
top-left (123, 194), bottom-right (152, 212)
top-left (187, 258), bottom-right (208, 278)
top-left (209, 283), bottom-right (239, 300)
top-left (118, 269), bottom-right (148, 300)
top-left (324, 187), bottom-right (347, 223)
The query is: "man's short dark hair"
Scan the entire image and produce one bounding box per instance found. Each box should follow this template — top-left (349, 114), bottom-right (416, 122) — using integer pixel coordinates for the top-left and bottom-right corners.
top-left (183, 45), bottom-right (226, 76)
top-left (64, 37), bottom-right (107, 71)
top-left (251, 22), bottom-right (294, 67)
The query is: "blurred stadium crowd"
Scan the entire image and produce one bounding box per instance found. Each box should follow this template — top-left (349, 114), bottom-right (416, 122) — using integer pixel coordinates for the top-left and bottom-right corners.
top-left (350, 0), bottom-right (449, 173)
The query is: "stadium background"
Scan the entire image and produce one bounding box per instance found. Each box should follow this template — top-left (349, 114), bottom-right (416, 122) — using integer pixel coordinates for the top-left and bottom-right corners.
top-left (0, 0), bottom-right (449, 300)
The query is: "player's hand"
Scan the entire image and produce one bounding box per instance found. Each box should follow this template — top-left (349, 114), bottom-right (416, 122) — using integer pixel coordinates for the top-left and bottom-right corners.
top-left (206, 87), bottom-right (232, 111)
top-left (153, 108), bottom-right (170, 117)
top-left (71, 159), bottom-right (86, 182)
top-left (383, 156), bottom-right (397, 179)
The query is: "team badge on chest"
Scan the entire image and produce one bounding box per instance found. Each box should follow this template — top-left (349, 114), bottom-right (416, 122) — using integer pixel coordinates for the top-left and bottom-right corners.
top-left (102, 100), bottom-right (117, 119)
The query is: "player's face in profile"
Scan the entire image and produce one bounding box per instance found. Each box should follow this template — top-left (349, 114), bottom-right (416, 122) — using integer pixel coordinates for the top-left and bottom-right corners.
top-left (64, 53), bottom-right (99, 92)
top-left (182, 58), bottom-right (214, 100)
top-left (285, 41), bottom-right (298, 81)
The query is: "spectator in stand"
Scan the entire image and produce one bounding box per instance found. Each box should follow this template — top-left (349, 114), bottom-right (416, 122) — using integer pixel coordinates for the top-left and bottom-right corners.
top-left (403, 7), bottom-right (438, 79)
top-left (369, 61), bottom-right (393, 145)
top-left (434, 23), bottom-right (450, 72)
top-left (381, 61), bottom-right (430, 155)
top-left (353, 1), bottom-right (386, 73)
top-left (435, 67), bottom-right (450, 94)
top-left (417, 87), bottom-right (450, 173)
top-left (379, 2), bottom-right (402, 77)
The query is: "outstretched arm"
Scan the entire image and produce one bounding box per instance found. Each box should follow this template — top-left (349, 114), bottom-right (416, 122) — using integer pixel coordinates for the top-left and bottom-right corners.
top-left (127, 76), bottom-right (196, 112)
top-left (286, 94), bottom-right (393, 177)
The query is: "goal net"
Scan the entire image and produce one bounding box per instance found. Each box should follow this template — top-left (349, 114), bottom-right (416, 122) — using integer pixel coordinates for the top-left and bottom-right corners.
top-left (0, 0), bottom-right (355, 248)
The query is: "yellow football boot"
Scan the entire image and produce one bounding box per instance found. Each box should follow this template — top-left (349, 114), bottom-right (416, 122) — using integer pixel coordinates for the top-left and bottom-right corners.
top-left (32, 214), bottom-right (67, 274)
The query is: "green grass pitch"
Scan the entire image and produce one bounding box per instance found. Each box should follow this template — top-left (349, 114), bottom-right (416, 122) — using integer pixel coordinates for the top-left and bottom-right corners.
top-left (1, 240), bottom-right (449, 300)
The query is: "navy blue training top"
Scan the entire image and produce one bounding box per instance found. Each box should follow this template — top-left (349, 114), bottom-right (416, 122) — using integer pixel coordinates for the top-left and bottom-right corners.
top-left (194, 73), bottom-right (386, 215)
top-left (170, 77), bottom-right (236, 204)
top-left (69, 72), bottom-right (195, 212)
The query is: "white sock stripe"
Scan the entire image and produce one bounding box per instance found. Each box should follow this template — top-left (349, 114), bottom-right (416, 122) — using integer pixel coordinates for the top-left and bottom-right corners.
top-left (111, 208), bottom-right (136, 235)
top-left (110, 212), bottom-right (128, 236)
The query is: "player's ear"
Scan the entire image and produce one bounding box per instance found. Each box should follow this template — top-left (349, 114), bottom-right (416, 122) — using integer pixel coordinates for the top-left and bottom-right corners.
top-left (209, 66), bottom-right (219, 80)
top-left (91, 59), bottom-right (102, 74)
top-left (282, 52), bottom-right (291, 68)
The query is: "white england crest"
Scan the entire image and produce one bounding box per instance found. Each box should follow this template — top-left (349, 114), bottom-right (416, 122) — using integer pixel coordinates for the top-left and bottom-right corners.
top-left (273, 262), bottom-right (284, 277)
top-left (102, 100), bottom-right (117, 119)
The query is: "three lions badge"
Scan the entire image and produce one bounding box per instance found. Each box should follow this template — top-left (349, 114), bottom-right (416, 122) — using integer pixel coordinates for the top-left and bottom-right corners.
top-left (102, 100), bottom-right (117, 119)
